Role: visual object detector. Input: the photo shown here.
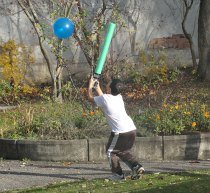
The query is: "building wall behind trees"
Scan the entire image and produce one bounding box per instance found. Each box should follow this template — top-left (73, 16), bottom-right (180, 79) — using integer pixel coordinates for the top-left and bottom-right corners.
top-left (0, 0), bottom-right (200, 84)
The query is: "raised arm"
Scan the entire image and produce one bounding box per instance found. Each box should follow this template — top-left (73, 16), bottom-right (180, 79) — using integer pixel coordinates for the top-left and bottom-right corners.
top-left (87, 77), bottom-right (103, 102)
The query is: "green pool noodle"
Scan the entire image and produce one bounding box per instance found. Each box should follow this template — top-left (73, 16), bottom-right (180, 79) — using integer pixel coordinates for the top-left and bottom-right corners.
top-left (95, 22), bottom-right (116, 75)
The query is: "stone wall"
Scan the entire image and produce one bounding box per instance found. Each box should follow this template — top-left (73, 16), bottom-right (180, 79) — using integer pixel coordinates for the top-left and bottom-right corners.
top-left (1, 133), bottom-right (210, 162)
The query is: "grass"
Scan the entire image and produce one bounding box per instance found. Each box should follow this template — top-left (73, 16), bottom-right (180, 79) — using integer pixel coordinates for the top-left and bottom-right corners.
top-left (10, 170), bottom-right (210, 193)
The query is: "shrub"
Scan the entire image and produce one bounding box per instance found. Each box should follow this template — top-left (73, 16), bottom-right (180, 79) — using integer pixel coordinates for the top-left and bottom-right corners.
top-left (0, 39), bottom-right (39, 105)
top-left (0, 110), bottom-right (17, 138)
top-left (128, 51), bottom-right (181, 89)
top-left (134, 101), bottom-right (210, 136)
top-left (74, 108), bottom-right (109, 139)
top-left (1, 102), bottom-right (108, 140)
top-left (0, 39), bottom-right (34, 86)
top-left (0, 80), bottom-right (21, 105)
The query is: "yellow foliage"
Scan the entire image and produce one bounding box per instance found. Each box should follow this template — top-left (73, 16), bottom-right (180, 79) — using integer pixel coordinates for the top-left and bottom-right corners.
top-left (22, 85), bottom-right (38, 95)
top-left (0, 39), bottom-right (35, 90)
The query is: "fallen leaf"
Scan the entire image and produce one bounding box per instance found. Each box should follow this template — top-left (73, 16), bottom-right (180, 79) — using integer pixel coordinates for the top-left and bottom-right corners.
top-left (63, 162), bottom-right (72, 166)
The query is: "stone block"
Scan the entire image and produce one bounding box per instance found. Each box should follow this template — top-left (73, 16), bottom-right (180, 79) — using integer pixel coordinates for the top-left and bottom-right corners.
top-left (133, 136), bottom-right (163, 161)
top-left (88, 138), bottom-right (107, 161)
top-left (0, 139), bottom-right (18, 159)
top-left (16, 139), bottom-right (88, 161)
top-left (198, 133), bottom-right (210, 160)
top-left (164, 135), bottom-right (201, 160)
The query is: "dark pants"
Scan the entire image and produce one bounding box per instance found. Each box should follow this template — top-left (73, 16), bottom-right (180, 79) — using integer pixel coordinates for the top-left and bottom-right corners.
top-left (106, 130), bottom-right (140, 175)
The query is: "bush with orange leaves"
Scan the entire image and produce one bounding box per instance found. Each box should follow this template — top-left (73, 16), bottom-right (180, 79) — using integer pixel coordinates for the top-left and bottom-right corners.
top-left (133, 101), bottom-right (210, 136)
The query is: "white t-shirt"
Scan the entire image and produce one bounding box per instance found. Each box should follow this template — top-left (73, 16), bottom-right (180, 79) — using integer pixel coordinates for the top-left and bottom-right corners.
top-left (94, 94), bottom-right (136, 133)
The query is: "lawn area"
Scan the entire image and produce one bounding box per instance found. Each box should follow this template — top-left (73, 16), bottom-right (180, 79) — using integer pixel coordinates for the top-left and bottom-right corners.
top-left (11, 170), bottom-right (210, 193)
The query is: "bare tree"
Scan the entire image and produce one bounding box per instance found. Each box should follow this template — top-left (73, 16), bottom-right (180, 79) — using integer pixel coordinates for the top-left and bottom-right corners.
top-left (17, 0), bottom-right (75, 102)
top-left (164, 0), bottom-right (199, 68)
top-left (123, 0), bottom-right (143, 53)
top-left (72, 0), bottom-right (126, 69)
top-left (15, 0), bottom-right (123, 102)
top-left (181, 0), bottom-right (198, 68)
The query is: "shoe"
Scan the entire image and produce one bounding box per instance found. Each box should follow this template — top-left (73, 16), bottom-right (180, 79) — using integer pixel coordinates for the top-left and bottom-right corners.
top-left (109, 173), bottom-right (125, 181)
top-left (131, 165), bottom-right (145, 180)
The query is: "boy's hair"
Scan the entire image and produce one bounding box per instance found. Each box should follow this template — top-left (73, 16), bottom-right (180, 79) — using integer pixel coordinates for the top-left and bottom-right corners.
top-left (110, 79), bottom-right (123, 96)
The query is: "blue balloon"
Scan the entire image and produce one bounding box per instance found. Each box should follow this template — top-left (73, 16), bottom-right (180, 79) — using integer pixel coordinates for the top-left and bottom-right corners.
top-left (53, 17), bottom-right (75, 39)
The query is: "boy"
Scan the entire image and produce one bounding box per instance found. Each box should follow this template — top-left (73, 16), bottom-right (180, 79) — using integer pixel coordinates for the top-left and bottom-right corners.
top-left (88, 77), bottom-right (144, 180)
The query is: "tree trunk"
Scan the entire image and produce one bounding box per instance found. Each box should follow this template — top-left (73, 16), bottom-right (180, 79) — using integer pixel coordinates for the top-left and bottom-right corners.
top-left (197, 0), bottom-right (210, 81)
top-left (53, 39), bottom-right (64, 103)
top-left (181, 0), bottom-right (197, 68)
top-left (17, 0), bottom-right (54, 83)
top-left (57, 69), bottom-right (63, 103)
top-left (185, 33), bottom-right (197, 68)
